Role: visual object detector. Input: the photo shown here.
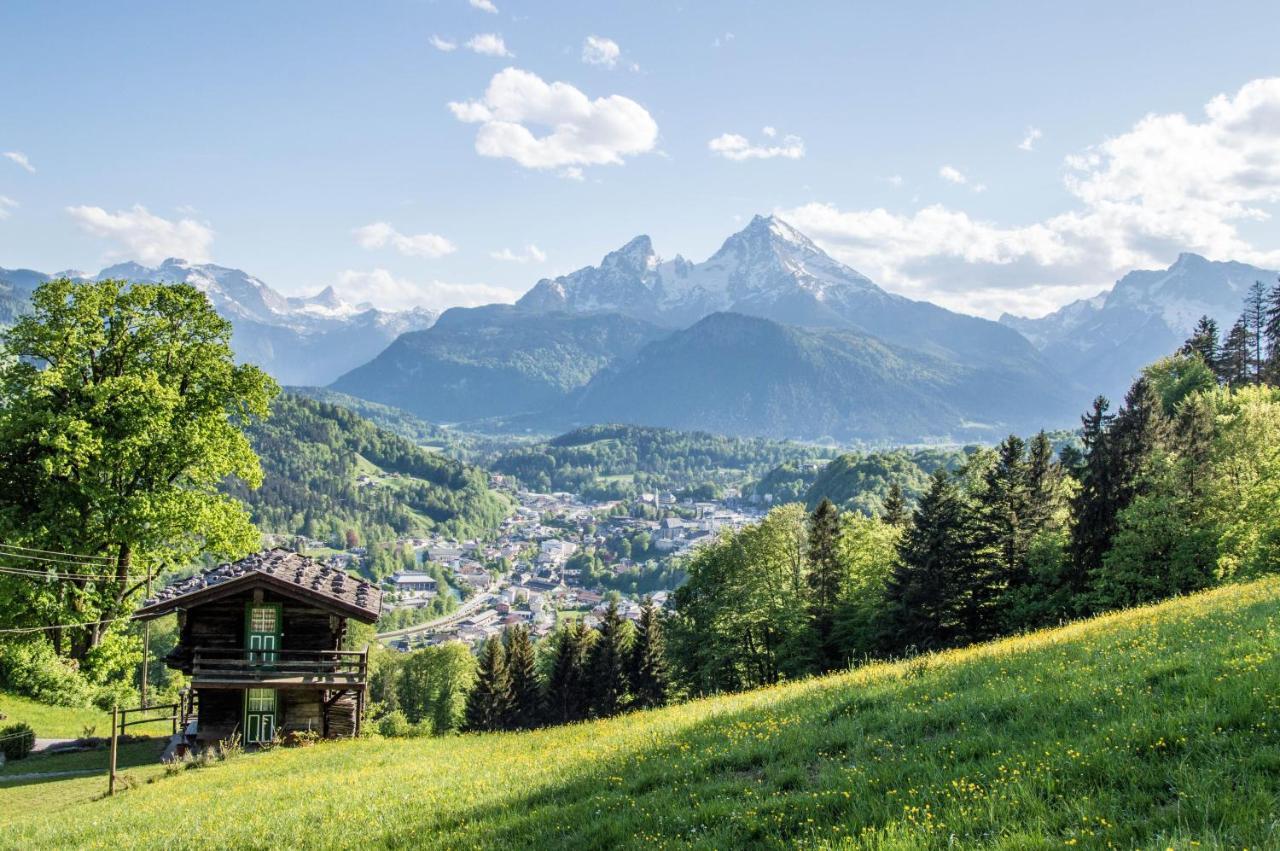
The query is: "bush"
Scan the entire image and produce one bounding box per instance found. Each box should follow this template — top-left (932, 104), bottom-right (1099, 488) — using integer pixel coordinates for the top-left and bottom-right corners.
top-left (377, 710), bottom-right (412, 738)
top-left (91, 680), bottom-right (139, 712)
top-left (0, 640), bottom-right (92, 707)
top-left (0, 722), bottom-right (36, 760)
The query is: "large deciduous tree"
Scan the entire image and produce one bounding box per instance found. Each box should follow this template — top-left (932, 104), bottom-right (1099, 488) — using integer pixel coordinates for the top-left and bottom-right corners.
top-left (0, 278), bottom-right (278, 658)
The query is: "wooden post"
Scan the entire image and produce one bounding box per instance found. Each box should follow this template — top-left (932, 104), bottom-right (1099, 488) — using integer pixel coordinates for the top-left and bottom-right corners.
top-left (108, 706), bottom-right (118, 796)
top-left (140, 565), bottom-right (152, 708)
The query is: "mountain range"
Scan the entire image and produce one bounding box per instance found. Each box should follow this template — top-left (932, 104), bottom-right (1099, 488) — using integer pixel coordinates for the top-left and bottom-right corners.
top-left (0, 259), bottom-right (437, 385)
top-left (334, 215), bottom-right (1082, 442)
top-left (1002, 253), bottom-right (1279, 402)
top-left (6, 216), bottom-right (1267, 443)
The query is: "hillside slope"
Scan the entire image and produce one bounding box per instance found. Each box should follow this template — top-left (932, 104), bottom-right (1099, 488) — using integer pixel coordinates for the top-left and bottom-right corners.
top-left (9, 578), bottom-right (1280, 849)
top-left (224, 394), bottom-right (511, 541)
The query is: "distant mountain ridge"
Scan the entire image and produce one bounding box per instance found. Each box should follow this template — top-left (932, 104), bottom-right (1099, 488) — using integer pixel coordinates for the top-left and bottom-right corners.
top-left (1001, 253), bottom-right (1280, 401)
top-left (332, 215), bottom-right (1085, 442)
top-left (0, 260), bottom-right (437, 385)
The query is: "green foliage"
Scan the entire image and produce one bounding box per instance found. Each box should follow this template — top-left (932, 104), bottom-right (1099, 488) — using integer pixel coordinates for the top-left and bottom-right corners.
top-left (830, 513), bottom-right (900, 659)
top-left (0, 640), bottom-right (92, 707)
top-left (503, 626), bottom-right (540, 729)
top-left (492, 423), bottom-right (824, 497)
top-left (0, 721), bottom-right (35, 760)
top-left (668, 504), bottom-right (811, 693)
top-left (587, 602), bottom-right (632, 717)
top-left (802, 446), bottom-right (967, 516)
top-left (0, 278), bottom-right (276, 657)
top-left (628, 599), bottom-right (670, 710)
top-left (368, 642), bottom-right (474, 734)
top-left (464, 638), bottom-right (513, 733)
top-left (228, 394), bottom-right (511, 547)
top-left (543, 621), bottom-right (593, 725)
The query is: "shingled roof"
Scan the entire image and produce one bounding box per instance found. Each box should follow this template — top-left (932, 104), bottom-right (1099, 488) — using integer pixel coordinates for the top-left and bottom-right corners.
top-left (135, 549), bottom-right (382, 623)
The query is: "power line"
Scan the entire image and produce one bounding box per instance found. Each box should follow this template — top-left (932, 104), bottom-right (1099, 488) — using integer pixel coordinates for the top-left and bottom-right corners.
top-left (0, 564), bottom-right (122, 580)
top-left (0, 548), bottom-right (117, 569)
top-left (0, 613), bottom-right (137, 635)
top-left (0, 542), bottom-right (116, 563)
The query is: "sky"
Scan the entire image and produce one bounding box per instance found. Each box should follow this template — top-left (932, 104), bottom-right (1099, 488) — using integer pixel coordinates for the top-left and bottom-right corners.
top-left (2, 1), bottom-right (1280, 319)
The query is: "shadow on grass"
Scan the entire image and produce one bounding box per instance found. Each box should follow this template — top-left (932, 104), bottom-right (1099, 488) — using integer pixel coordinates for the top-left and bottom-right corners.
top-left (0, 737), bottom-right (167, 788)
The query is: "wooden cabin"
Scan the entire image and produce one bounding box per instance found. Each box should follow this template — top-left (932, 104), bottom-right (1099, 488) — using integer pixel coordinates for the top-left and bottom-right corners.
top-left (135, 549), bottom-right (382, 748)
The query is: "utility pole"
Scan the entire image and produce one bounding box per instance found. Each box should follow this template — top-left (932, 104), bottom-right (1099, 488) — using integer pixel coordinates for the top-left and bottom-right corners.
top-left (140, 563), bottom-right (152, 708)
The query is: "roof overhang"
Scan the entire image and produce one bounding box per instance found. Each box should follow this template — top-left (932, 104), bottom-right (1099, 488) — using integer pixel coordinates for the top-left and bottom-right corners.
top-left (134, 570), bottom-right (380, 624)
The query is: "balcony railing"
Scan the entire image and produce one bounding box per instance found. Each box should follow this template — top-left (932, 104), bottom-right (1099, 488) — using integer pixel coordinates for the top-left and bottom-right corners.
top-left (191, 647), bottom-right (368, 687)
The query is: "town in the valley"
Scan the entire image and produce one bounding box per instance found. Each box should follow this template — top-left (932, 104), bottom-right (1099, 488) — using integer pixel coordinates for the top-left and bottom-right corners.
top-left (285, 477), bottom-right (767, 653)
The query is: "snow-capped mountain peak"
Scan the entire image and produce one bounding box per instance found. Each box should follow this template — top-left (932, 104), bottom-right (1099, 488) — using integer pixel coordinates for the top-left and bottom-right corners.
top-left (516, 213), bottom-right (883, 325)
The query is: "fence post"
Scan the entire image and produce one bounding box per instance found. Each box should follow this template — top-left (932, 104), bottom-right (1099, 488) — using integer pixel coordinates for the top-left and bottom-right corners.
top-left (108, 706), bottom-right (118, 796)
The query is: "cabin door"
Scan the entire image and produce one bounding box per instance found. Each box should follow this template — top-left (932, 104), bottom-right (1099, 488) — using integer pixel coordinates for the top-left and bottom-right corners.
top-left (244, 688), bottom-right (277, 745)
top-left (245, 603), bottom-right (281, 665)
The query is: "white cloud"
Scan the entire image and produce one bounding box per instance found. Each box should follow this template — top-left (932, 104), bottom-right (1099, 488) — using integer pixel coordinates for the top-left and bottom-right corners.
top-left (560, 166), bottom-right (585, 181)
top-left (430, 35), bottom-right (457, 52)
top-left (469, 0), bottom-right (498, 13)
top-left (491, 243), bottom-right (547, 263)
top-left (582, 35), bottom-right (621, 68)
top-left (449, 67), bottom-right (658, 171)
top-left (67, 204), bottom-right (214, 264)
top-left (335, 268), bottom-right (520, 312)
top-left (885, 175), bottom-right (904, 187)
top-left (465, 33), bottom-right (513, 57)
top-left (939, 165), bottom-right (985, 193)
top-left (708, 128), bottom-right (805, 161)
top-left (712, 32), bottom-right (735, 48)
top-left (0, 196), bottom-right (17, 219)
top-left (3, 152), bottom-right (35, 174)
top-left (1018, 127), bottom-right (1043, 151)
top-left (354, 222), bottom-right (457, 258)
top-left (778, 78), bottom-right (1280, 318)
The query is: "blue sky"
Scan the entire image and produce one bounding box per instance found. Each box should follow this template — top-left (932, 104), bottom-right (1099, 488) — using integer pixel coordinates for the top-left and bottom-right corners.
top-left (2, 1), bottom-right (1279, 318)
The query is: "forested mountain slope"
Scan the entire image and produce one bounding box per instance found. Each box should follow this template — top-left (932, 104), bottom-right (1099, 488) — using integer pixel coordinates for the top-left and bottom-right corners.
top-left (9, 578), bottom-right (1279, 848)
top-left (224, 394), bottom-right (510, 542)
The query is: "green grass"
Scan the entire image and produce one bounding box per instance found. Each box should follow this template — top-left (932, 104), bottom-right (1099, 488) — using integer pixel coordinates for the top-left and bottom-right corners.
top-left (6, 578), bottom-right (1280, 849)
top-left (0, 691), bottom-right (177, 739)
top-left (0, 739), bottom-right (169, 827)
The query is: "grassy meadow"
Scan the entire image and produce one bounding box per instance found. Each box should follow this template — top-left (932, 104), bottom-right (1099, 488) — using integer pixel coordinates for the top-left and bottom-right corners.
top-left (4, 578), bottom-right (1279, 849)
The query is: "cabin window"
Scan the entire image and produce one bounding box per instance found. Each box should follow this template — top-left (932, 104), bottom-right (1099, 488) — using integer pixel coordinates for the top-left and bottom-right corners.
top-left (250, 607), bottom-right (277, 633)
top-left (246, 688), bottom-right (274, 712)
top-left (245, 688), bottom-right (277, 744)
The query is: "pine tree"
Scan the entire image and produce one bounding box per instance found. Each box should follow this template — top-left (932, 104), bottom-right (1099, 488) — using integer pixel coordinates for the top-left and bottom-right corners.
top-left (1220, 316), bottom-right (1252, 387)
top-left (502, 624), bottom-right (540, 730)
top-left (806, 497), bottom-right (843, 672)
top-left (587, 601), bottom-right (632, 717)
top-left (1245, 281), bottom-right (1268, 383)
top-left (881, 482), bottom-right (909, 527)
top-left (1024, 430), bottom-right (1060, 533)
top-left (1264, 278), bottom-right (1280, 384)
top-left (463, 637), bottom-right (513, 733)
top-left (1180, 315), bottom-right (1220, 377)
top-left (543, 621), bottom-right (592, 725)
top-left (880, 468), bottom-right (984, 651)
top-left (977, 435), bottom-right (1033, 591)
top-left (629, 598), bottom-right (671, 709)
top-left (1067, 396), bottom-right (1116, 600)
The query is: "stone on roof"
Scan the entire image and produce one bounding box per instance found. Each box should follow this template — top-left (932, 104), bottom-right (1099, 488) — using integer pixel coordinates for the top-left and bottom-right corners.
top-left (138, 548), bottom-right (381, 622)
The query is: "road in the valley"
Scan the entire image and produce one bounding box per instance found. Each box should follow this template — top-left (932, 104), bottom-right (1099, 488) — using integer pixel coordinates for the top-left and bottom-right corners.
top-left (375, 591), bottom-right (494, 641)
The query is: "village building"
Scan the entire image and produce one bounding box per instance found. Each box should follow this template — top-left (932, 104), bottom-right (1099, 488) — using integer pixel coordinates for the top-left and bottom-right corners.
top-left (134, 549), bottom-right (381, 748)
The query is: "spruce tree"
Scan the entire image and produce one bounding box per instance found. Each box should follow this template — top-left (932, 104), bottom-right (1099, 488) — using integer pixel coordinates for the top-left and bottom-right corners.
top-left (807, 497), bottom-right (843, 672)
top-left (1067, 396), bottom-right (1117, 601)
top-left (1180, 315), bottom-right (1220, 377)
top-left (464, 637), bottom-right (513, 733)
top-left (881, 482), bottom-right (909, 527)
top-left (629, 598), bottom-right (671, 710)
top-left (1264, 278), bottom-right (1280, 383)
top-left (1220, 317), bottom-right (1252, 387)
top-left (544, 621), bottom-right (592, 725)
top-left (880, 468), bottom-right (983, 651)
top-left (977, 435), bottom-right (1033, 590)
top-left (587, 601), bottom-right (632, 717)
top-left (1245, 280), bottom-right (1269, 383)
top-left (503, 624), bottom-right (540, 730)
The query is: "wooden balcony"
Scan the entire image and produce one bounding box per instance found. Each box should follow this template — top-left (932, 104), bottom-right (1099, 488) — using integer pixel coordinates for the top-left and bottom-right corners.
top-left (191, 647), bottom-right (368, 690)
